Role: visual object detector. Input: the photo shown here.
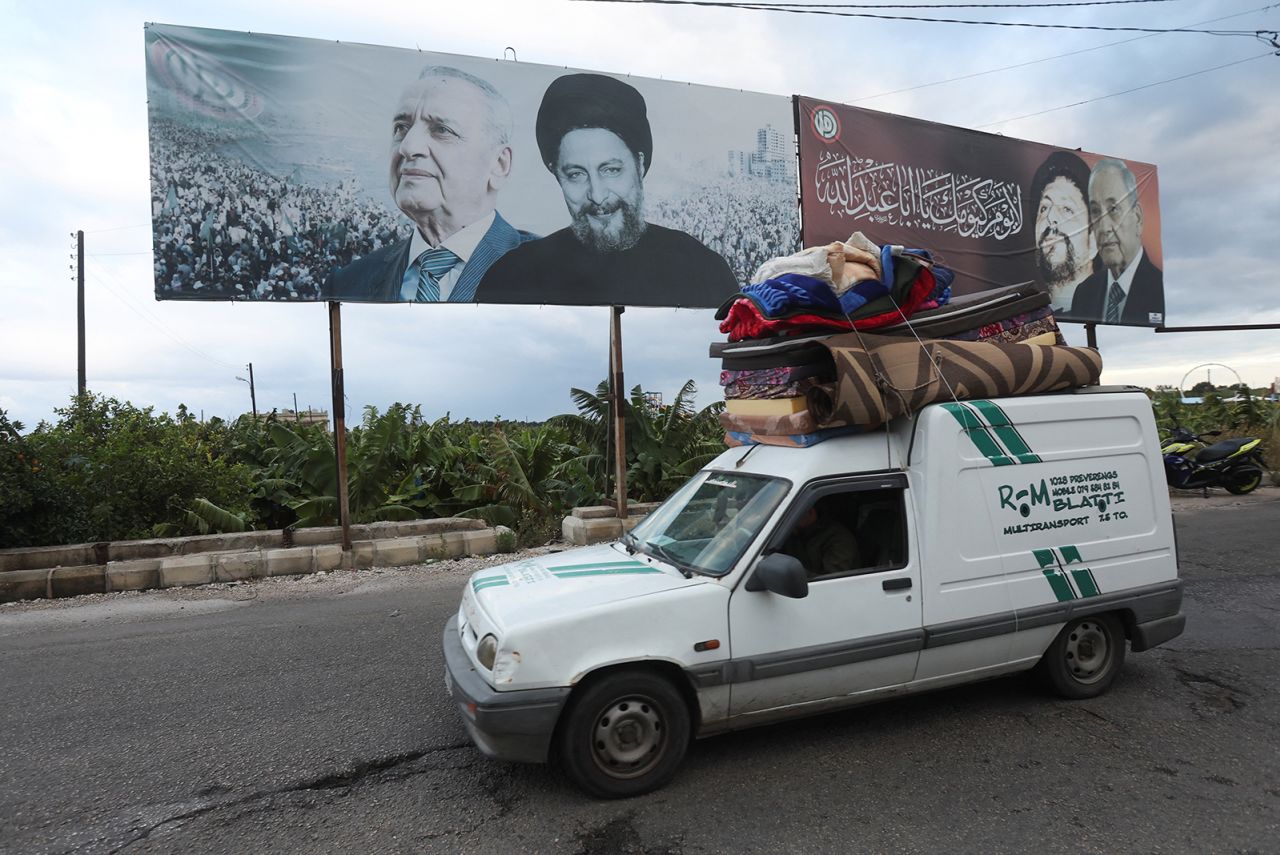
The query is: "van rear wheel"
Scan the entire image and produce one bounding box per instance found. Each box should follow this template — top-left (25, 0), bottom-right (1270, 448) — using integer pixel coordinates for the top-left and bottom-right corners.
top-left (557, 670), bottom-right (690, 799)
top-left (1039, 613), bottom-right (1126, 699)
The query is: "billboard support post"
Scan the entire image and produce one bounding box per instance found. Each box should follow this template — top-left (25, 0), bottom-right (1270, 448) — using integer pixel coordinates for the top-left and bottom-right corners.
top-left (610, 306), bottom-right (629, 521)
top-left (328, 301), bottom-right (352, 552)
top-left (1085, 323), bottom-right (1098, 350)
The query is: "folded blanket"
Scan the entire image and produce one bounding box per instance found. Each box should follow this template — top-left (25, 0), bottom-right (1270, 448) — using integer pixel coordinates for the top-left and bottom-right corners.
top-left (804, 333), bottom-right (1102, 431)
top-left (724, 396), bottom-right (808, 416)
top-left (720, 365), bottom-right (830, 386)
top-left (724, 425), bottom-right (863, 448)
top-left (718, 267), bottom-right (938, 342)
top-left (719, 409), bottom-right (820, 435)
top-left (723, 377), bottom-right (826, 400)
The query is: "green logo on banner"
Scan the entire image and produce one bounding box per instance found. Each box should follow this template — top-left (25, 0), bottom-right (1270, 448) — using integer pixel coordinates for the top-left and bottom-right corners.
top-left (1032, 545), bottom-right (1101, 602)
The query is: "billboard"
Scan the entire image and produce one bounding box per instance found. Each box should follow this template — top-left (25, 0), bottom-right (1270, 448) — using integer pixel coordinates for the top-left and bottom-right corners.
top-left (145, 23), bottom-right (799, 308)
top-left (797, 97), bottom-right (1164, 327)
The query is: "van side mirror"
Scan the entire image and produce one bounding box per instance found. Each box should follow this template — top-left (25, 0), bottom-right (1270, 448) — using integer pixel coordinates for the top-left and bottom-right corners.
top-left (746, 552), bottom-right (809, 598)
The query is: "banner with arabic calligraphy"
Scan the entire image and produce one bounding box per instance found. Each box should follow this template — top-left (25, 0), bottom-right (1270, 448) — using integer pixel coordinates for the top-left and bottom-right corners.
top-left (797, 96), bottom-right (1164, 327)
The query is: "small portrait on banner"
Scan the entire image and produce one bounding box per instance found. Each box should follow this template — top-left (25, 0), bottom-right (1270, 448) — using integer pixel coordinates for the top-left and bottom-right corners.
top-left (475, 73), bottom-right (738, 307)
top-left (322, 66), bottom-right (537, 303)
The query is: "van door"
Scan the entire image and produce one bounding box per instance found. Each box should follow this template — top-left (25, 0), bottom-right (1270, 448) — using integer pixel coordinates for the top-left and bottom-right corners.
top-left (726, 475), bottom-right (924, 717)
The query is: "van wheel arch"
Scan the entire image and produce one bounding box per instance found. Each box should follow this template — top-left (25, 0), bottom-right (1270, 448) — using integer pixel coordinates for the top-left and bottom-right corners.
top-left (562, 661), bottom-right (703, 732)
top-left (552, 663), bottom-right (698, 798)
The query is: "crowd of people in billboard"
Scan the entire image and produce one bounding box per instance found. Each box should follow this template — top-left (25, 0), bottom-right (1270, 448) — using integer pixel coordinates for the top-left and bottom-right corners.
top-left (650, 179), bottom-right (799, 290)
top-left (149, 121), bottom-right (407, 300)
top-left (150, 55), bottom-right (797, 308)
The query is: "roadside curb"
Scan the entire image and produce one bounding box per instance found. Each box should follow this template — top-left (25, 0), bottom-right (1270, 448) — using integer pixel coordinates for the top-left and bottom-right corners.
top-left (0, 526), bottom-right (515, 605)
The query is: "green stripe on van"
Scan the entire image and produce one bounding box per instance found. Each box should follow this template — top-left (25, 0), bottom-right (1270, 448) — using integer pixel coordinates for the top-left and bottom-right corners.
top-left (549, 566), bottom-right (663, 579)
top-left (472, 577), bottom-right (510, 592)
top-left (1032, 548), bottom-right (1058, 569)
top-left (942, 403), bottom-right (1015, 466)
top-left (968, 400), bottom-right (1041, 464)
top-left (1042, 568), bottom-right (1075, 602)
top-left (543, 561), bottom-right (648, 572)
top-left (1070, 567), bottom-right (1101, 598)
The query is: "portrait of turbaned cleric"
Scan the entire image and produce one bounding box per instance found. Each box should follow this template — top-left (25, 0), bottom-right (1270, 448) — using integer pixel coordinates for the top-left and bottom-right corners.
top-left (475, 73), bottom-right (739, 307)
top-left (1027, 150), bottom-right (1096, 317)
top-left (322, 65), bottom-right (537, 303)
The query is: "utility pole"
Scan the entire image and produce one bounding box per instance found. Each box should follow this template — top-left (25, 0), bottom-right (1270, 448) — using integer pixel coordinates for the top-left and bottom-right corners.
top-left (76, 230), bottom-right (86, 398)
top-left (247, 362), bottom-right (258, 420)
top-left (237, 363), bottom-right (259, 420)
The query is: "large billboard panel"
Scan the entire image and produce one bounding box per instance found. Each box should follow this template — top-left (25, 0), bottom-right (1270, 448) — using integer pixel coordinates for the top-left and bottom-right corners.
top-left (145, 24), bottom-right (799, 307)
top-left (797, 97), bottom-right (1164, 327)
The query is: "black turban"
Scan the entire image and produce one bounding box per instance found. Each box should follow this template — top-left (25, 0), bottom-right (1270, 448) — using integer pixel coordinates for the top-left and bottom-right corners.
top-left (1028, 150), bottom-right (1091, 228)
top-left (536, 73), bottom-right (653, 176)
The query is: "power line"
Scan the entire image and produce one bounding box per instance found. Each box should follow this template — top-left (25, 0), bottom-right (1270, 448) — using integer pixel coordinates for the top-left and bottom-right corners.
top-left (624, 0), bottom-right (1184, 6)
top-left (82, 223), bottom-right (151, 234)
top-left (974, 51), bottom-right (1274, 127)
top-left (577, 0), bottom-right (1271, 35)
top-left (849, 3), bottom-right (1279, 102)
top-left (85, 265), bottom-right (239, 370)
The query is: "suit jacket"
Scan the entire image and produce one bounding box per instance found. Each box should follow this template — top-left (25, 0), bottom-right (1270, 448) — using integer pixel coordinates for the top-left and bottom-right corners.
top-left (321, 211), bottom-right (534, 303)
top-left (1065, 252), bottom-right (1164, 326)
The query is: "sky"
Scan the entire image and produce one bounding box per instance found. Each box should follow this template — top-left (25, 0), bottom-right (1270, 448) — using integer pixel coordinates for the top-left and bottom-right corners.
top-left (2, 0), bottom-right (1278, 429)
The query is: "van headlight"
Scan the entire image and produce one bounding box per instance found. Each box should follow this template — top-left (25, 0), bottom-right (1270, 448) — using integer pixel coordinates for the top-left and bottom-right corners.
top-left (476, 634), bottom-right (498, 670)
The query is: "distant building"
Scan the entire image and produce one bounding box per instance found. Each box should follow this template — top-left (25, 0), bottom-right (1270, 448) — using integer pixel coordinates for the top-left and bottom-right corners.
top-left (276, 408), bottom-right (330, 429)
top-left (726, 123), bottom-right (796, 184)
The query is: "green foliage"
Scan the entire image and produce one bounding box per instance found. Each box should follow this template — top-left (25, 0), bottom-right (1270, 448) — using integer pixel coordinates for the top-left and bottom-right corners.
top-left (2, 381), bottom-right (728, 549)
top-left (1151, 390), bottom-right (1278, 465)
top-left (1, 395), bottom-right (252, 548)
top-left (495, 528), bottom-right (517, 554)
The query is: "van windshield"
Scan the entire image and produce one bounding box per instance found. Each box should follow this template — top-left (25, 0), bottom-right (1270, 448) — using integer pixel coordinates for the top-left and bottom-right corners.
top-left (624, 471), bottom-right (789, 577)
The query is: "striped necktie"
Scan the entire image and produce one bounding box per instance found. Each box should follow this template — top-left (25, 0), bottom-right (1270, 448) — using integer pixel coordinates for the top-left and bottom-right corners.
top-left (414, 247), bottom-right (460, 302)
top-left (1104, 280), bottom-right (1125, 323)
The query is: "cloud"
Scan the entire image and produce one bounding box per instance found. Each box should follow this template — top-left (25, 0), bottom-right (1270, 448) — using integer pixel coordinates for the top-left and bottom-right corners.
top-left (3, 0), bottom-right (1278, 433)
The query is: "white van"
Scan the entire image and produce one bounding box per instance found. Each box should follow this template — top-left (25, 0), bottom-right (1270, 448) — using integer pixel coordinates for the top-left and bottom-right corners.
top-left (442, 387), bottom-right (1184, 797)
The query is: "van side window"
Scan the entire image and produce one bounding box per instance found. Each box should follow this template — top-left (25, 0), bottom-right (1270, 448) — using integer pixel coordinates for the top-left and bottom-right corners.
top-left (777, 488), bottom-right (907, 580)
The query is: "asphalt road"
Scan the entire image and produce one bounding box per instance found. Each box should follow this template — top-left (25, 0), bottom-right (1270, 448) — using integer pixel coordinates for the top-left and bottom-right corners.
top-left (2, 491), bottom-right (1277, 855)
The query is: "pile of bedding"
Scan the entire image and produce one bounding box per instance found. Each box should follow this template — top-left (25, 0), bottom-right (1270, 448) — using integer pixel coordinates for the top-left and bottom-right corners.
top-left (713, 240), bottom-right (1097, 448)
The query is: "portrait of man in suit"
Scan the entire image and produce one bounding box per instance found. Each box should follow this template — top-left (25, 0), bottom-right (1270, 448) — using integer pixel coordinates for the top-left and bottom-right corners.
top-left (323, 65), bottom-right (535, 302)
top-left (1028, 151), bottom-right (1095, 316)
top-left (475, 73), bottom-right (737, 307)
top-left (1069, 158), bottom-right (1165, 326)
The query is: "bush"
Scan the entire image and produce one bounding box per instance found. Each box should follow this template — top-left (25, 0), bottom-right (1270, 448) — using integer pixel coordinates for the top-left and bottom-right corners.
top-left (2, 395), bottom-right (252, 548)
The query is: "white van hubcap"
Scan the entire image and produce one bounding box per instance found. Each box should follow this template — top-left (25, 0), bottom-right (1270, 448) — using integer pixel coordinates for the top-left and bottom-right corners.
top-left (593, 696), bottom-right (665, 776)
top-left (1065, 619), bottom-right (1110, 682)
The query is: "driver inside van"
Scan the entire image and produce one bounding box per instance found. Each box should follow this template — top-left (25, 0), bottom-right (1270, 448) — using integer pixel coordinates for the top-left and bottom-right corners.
top-left (781, 502), bottom-right (861, 578)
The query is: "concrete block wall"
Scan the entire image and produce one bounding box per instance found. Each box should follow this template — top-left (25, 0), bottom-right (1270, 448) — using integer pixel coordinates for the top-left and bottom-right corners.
top-left (0, 524), bottom-right (514, 605)
top-left (0, 517), bottom-right (487, 573)
top-left (561, 504), bottom-right (659, 546)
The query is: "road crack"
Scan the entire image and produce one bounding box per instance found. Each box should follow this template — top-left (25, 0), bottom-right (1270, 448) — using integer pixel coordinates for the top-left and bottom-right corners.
top-left (97, 742), bottom-right (473, 854)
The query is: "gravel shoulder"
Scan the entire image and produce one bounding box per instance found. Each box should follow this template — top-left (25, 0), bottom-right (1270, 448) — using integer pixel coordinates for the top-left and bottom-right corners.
top-left (0, 545), bottom-right (566, 625)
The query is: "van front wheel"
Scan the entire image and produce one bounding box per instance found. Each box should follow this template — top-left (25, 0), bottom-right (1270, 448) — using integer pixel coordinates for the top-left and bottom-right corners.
top-left (557, 670), bottom-right (691, 799)
top-left (1039, 613), bottom-right (1126, 699)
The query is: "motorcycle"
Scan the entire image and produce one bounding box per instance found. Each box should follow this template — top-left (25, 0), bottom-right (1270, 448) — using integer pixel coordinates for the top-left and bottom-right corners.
top-left (1161, 425), bottom-right (1268, 494)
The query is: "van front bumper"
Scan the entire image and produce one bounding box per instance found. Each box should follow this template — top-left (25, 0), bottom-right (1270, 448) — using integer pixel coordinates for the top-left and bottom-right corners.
top-left (441, 615), bottom-right (571, 764)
